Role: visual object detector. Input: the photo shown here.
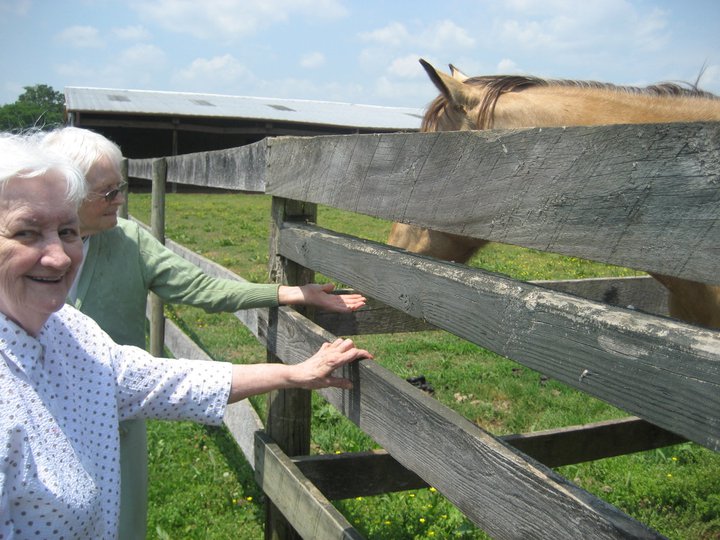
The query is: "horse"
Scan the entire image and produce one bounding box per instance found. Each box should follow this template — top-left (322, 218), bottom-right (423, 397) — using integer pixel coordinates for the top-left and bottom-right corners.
top-left (388, 59), bottom-right (720, 329)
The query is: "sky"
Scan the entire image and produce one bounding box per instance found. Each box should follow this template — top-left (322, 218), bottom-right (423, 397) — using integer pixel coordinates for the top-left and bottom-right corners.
top-left (1, 0), bottom-right (719, 109)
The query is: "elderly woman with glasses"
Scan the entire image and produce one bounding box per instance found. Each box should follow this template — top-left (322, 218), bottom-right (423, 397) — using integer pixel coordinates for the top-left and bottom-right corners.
top-left (0, 132), bottom-right (371, 539)
top-left (40, 126), bottom-right (367, 539)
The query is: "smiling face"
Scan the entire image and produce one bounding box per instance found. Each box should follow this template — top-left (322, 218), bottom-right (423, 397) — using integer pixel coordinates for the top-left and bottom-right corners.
top-left (77, 155), bottom-right (125, 236)
top-left (0, 171), bottom-right (83, 335)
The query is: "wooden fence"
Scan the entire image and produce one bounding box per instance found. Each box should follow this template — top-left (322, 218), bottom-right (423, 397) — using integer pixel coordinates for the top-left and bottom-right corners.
top-left (127, 121), bottom-right (719, 539)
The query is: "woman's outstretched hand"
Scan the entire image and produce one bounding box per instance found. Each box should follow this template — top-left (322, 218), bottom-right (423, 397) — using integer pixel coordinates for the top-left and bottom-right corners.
top-left (278, 283), bottom-right (366, 313)
top-left (228, 338), bottom-right (372, 402)
top-left (293, 337), bottom-right (373, 390)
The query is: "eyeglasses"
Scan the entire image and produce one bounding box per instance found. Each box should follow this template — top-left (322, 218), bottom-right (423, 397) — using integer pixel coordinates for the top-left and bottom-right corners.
top-left (91, 182), bottom-right (128, 202)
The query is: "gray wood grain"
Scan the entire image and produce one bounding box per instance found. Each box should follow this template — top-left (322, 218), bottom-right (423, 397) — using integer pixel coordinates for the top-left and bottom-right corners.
top-left (128, 143), bottom-right (266, 192)
top-left (264, 124), bottom-right (720, 284)
top-left (254, 432), bottom-right (364, 539)
top-left (295, 416), bottom-right (684, 500)
top-left (257, 307), bottom-right (663, 539)
top-left (277, 222), bottom-right (720, 451)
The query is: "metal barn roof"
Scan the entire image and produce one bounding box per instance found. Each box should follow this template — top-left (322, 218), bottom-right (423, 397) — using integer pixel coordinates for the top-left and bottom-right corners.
top-left (64, 87), bottom-right (424, 131)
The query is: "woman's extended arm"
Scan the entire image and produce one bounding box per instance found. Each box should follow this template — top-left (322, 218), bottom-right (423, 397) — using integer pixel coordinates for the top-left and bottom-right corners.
top-left (278, 283), bottom-right (366, 313)
top-left (227, 338), bottom-right (372, 403)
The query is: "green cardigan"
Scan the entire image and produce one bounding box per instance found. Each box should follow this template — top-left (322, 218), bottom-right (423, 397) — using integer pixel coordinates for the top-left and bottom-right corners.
top-left (69, 218), bottom-right (281, 539)
top-left (70, 217), bottom-right (280, 348)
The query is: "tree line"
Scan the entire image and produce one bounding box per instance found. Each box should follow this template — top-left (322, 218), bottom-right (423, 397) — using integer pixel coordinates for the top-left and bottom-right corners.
top-left (0, 84), bottom-right (65, 131)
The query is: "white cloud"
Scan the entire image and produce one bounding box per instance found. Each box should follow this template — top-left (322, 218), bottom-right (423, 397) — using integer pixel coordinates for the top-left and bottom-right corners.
top-left (497, 58), bottom-right (519, 73)
top-left (116, 44), bottom-right (166, 70)
top-left (300, 52), bottom-right (325, 69)
top-left (633, 7), bottom-right (669, 51)
top-left (360, 20), bottom-right (474, 51)
top-left (359, 22), bottom-right (410, 47)
top-left (373, 75), bottom-right (436, 107)
top-left (423, 20), bottom-right (475, 49)
top-left (699, 64), bottom-right (720, 91)
top-left (387, 55), bottom-right (425, 79)
top-left (173, 54), bottom-right (253, 92)
top-left (54, 44), bottom-right (167, 91)
top-left (0, 0), bottom-right (31, 16)
top-left (55, 25), bottom-right (105, 48)
top-left (491, 1), bottom-right (669, 55)
top-left (113, 25), bottom-right (152, 42)
top-left (131, 0), bottom-right (347, 41)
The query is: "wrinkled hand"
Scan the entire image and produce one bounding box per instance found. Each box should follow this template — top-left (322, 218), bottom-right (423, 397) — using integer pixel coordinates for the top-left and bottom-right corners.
top-left (282, 283), bottom-right (366, 313)
top-left (293, 338), bottom-right (373, 390)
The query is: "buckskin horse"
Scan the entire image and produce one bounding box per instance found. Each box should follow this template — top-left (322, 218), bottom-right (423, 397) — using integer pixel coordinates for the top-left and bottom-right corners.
top-left (388, 59), bottom-right (720, 328)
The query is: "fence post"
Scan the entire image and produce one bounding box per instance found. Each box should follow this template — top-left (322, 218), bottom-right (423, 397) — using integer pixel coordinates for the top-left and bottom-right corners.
top-left (119, 158), bottom-right (129, 220)
top-left (264, 197), bottom-right (317, 540)
top-left (149, 157), bottom-right (167, 357)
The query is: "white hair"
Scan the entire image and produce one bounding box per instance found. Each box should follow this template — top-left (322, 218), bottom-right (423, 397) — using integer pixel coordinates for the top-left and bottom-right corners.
top-left (40, 126), bottom-right (123, 177)
top-left (0, 132), bottom-right (87, 206)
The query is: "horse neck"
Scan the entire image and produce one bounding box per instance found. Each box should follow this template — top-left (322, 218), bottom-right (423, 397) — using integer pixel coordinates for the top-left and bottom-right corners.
top-left (490, 87), bottom-right (720, 128)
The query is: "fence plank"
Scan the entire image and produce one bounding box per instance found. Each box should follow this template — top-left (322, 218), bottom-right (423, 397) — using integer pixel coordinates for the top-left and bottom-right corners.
top-left (277, 222), bottom-right (720, 451)
top-left (533, 276), bottom-right (668, 317)
top-left (128, 143), bottom-right (267, 192)
top-left (293, 451), bottom-right (427, 500)
top-left (161, 313), bottom-right (262, 467)
top-left (295, 416), bottom-right (684, 500)
top-left (254, 432), bottom-right (365, 540)
top-left (149, 158), bottom-right (167, 357)
top-left (264, 124), bottom-right (720, 284)
top-left (257, 307), bottom-right (663, 539)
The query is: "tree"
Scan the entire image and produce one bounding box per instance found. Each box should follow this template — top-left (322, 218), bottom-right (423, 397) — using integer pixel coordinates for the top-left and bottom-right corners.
top-left (0, 84), bottom-right (65, 131)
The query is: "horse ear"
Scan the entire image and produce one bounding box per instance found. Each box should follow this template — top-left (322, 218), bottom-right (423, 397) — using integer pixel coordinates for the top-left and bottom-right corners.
top-left (419, 59), bottom-right (475, 108)
top-left (449, 64), bottom-right (469, 82)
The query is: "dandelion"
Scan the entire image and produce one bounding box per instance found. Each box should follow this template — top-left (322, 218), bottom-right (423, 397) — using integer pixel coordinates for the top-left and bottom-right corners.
top-left (246, 496), bottom-right (253, 502)
top-left (419, 518), bottom-right (426, 524)
top-left (409, 493), bottom-right (416, 498)
top-left (356, 497), bottom-right (363, 501)
top-left (429, 487), bottom-right (437, 493)
top-left (384, 520), bottom-right (392, 526)
top-left (666, 473), bottom-right (672, 479)
top-left (671, 456), bottom-right (678, 462)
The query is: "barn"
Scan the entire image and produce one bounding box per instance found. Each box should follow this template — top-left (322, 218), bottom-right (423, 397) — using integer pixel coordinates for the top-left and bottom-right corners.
top-left (64, 86), bottom-right (423, 159)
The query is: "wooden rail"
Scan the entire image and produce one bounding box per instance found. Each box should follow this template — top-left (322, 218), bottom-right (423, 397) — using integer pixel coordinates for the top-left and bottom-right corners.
top-left (129, 122), bottom-right (720, 539)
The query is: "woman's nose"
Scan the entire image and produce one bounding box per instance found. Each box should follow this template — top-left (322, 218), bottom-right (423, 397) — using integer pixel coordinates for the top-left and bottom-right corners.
top-left (41, 238), bottom-right (72, 269)
top-left (110, 190), bottom-right (126, 205)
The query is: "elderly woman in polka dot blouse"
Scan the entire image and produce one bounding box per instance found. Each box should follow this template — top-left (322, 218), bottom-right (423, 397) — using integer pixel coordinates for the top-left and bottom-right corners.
top-left (0, 133), bottom-right (372, 539)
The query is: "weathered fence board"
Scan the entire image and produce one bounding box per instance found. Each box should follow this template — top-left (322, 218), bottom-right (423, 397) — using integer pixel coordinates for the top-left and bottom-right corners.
top-left (277, 222), bottom-right (720, 451)
top-left (129, 121), bottom-right (719, 539)
top-left (160, 308), bottom-right (262, 467)
top-left (532, 276), bottom-right (668, 317)
top-left (128, 145), bottom-right (266, 191)
top-left (254, 432), bottom-right (364, 539)
top-left (256, 306), bottom-right (663, 539)
top-left (316, 276), bottom-right (667, 335)
top-left (263, 124), bottom-right (720, 284)
top-left (296, 416), bottom-right (684, 500)
top-left (160, 233), bottom-right (685, 465)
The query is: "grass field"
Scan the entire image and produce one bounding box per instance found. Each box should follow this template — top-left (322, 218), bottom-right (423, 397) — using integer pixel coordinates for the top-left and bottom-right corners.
top-left (128, 192), bottom-right (720, 540)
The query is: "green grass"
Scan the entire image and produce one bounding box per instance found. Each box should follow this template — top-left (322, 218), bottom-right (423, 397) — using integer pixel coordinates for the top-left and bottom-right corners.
top-left (129, 192), bottom-right (719, 540)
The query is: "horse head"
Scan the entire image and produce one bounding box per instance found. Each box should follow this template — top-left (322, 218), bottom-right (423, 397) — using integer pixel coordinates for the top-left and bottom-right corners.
top-left (419, 59), bottom-right (481, 132)
top-left (388, 58), bottom-right (720, 329)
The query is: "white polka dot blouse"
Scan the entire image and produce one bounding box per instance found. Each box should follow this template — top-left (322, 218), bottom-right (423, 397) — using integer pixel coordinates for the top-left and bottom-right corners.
top-left (0, 305), bottom-right (232, 539)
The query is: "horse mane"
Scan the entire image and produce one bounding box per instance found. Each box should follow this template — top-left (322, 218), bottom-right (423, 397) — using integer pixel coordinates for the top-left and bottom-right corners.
top-left (421, 74), bottom-right (720, 131)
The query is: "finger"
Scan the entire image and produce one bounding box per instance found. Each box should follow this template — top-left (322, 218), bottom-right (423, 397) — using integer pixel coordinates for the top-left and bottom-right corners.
top-left (323, 376), bottom-right (353, 389)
